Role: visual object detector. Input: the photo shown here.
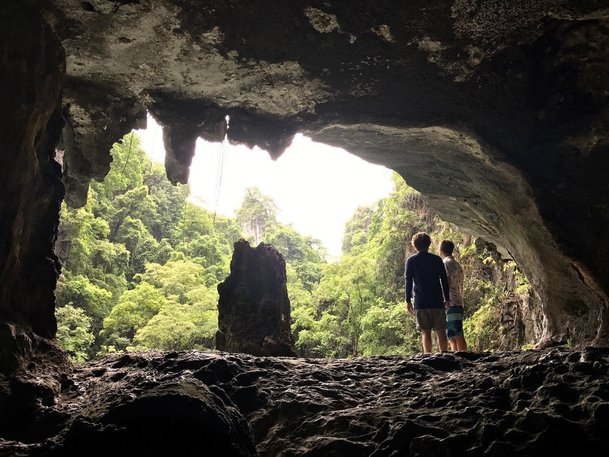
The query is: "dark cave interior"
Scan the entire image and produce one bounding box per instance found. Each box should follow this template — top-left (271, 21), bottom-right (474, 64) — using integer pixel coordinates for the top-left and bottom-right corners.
top-left (1, 1), bottom-right (609, 455)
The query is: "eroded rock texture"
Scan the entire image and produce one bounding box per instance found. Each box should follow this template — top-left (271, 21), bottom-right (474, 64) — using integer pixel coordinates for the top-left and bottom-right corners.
top-left (217, 240), bottom-right (297, 357)
top-left (1, 0), bottom-right (608, 379)
top-left (0, 5), bottom-right (66, 372)
top-left (32, 0), bottom-right (608, 346)
top-left (2, 349), bottom-right (609, 455)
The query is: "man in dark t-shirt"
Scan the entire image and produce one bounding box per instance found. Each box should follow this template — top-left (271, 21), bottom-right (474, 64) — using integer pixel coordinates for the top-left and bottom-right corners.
top-left (405, 232), bottom-right (450, 353)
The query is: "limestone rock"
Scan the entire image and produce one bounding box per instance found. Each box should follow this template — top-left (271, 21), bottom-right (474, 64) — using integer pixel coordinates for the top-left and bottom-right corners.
top-left (0, 323), bottom-right (70, 444)
top-left (0, 5), bottom-right (64, 349)
top-left (217, 240), bottom-right (297, 357)
top-left (0, 1), bottom-right (608, 391)
top-left (35, 0), bottom-right (607, 345)
top-left (60, 80), bottom-right (147, 207)
top-left (2, 349), bottom-right (609, 455)
top-left (55, 378), bottom-right (256, 457)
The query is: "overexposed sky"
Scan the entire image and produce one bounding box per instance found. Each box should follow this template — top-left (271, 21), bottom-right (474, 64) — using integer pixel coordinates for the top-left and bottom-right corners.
top-left (136, 115), bottom-right (393, 260)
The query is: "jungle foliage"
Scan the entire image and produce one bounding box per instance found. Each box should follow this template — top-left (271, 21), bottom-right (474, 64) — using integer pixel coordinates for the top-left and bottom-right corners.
top-left (55, 133), bottom-right (532, 362)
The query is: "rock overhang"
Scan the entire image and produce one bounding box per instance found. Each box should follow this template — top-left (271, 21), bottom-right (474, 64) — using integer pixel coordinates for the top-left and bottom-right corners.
top-left (2, 2), bottom-right (609, 453)
top-left (0, 0), bottom-right (607, 346)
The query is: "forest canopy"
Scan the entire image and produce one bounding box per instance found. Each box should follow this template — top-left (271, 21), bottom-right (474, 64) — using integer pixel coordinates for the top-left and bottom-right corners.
top-left (55, 133), bottom-right (533, 361)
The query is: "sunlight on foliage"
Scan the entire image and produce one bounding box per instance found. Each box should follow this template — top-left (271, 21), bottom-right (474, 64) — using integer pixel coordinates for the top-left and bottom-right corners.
top-left (56, 304), bottom-right (94, 363)
top-left (56, 133), bottom-right (534, 359)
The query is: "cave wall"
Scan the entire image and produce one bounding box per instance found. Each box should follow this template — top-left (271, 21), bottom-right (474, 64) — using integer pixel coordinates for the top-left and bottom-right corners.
top-left (0, 5), bottom-right (66, 372)
top-left (0, 1), bottom-right (607, 348)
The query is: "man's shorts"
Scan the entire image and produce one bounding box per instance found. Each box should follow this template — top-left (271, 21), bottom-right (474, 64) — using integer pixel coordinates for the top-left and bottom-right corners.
top-left (414, 308), bottom-right (446, 332)
top-left (446, 305), bottom-right (465, 339)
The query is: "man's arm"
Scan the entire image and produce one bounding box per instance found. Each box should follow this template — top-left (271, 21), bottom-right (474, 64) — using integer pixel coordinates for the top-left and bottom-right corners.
top-left (439, 259), bottom-right (450, 306)
top-left (405, 257), bottom-right (414, 314)
top-left (444, 260), bottom-right (453, 288)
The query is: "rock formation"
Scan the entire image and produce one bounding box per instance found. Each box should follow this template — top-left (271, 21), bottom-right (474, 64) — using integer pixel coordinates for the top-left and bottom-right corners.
top-left (217, 240), bottom-right (297, 357)
top-left (1, 0), bottom-right (599, 347)
top-left (2, 352), bottom-right (257, 457)
top-left (2, 349), bottom-right (609, 455)
top-left (2, 2), bottom-right (609, 454)
top-left (0, 5), bottom-right (66, 375)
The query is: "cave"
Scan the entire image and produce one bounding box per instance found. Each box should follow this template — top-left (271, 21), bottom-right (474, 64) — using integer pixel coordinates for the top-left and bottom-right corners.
top-left (1, 0), bottom-right (609, 455)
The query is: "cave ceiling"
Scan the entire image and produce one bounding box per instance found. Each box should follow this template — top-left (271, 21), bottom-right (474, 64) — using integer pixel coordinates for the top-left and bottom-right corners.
top-left (32, 0), bottom-right (609, 345)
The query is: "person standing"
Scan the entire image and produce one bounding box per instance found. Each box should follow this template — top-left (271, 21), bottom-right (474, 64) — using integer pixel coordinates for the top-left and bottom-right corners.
top-left (439, 240), bottom-right (468, 351)
top-left (405, 232), bottom-right (450, 353)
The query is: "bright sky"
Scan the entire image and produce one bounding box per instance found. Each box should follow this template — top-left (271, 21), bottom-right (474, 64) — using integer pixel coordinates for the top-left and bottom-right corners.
top-left (136, 115), bottom-right (394, 260)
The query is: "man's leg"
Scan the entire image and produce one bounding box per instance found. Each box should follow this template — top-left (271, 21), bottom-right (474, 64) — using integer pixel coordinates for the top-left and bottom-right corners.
top-left (446, 306), bottom-right (465, 352)
top-left (449, 338), bottom-right (458, 351)
top-left (421, 329), bottom-right (433, 353)
top-left (415, 309), bottom-right (433, 353)
top-left (430, 308), bottom-right (448, 352)
top-left (435, 330), bottom-right (448, 352)
top-left (454, 335), bottom-right (467, 351)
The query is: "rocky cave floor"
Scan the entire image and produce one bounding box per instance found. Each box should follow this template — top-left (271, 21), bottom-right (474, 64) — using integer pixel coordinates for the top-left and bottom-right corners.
top-left (1, 348), bottom-right (609, 456)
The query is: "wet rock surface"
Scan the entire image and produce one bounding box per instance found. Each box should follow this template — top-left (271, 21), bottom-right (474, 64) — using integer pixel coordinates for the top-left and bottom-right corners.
top-left (1, 348), bottom-right (609, 456)
top-left (217, 241), bottom-right (297, 357)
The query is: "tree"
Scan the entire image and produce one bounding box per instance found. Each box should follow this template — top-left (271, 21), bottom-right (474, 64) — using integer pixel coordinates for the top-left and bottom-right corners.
top-left (173, 203), bottom-right (213, 244)
top-left (144, 163), bottom-right (189, 241)
top-left (58, 131), bottom-right (237, 356)
top-left (136, 259), bottom-right (206, 304)
top-left (106, 186), bottom-right (157, 241)
top-left (235, 187), bottom-right (278, 245)
top-left (300, 252), bottom-right (377, 357)
top-left (133, 286), bottom-right (218, 350)
top-left (114, 216), bottom-right (162, 278)
top-left (56, 304), bottom-right (95, 363)
top-left (266, 224), bottom-right (325, 292)
top-left (93, 132), bottom-right (148, 201)
top-left (55, 274), bottom-right (113, 335)
top-left (342, 205), bottom-right (375, 255)
top-left (100, 283), bottom-right (169, 351)
top-left (102, 259), bottom-right (220, 351)
top-left (359, 301), bottom-right (418, 356)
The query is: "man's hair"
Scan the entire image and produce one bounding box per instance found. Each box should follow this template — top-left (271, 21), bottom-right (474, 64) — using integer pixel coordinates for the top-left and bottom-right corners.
top-left (440, 240), bottom-right (455, 255)
top-left (411, 232), bottom-right (431, 251)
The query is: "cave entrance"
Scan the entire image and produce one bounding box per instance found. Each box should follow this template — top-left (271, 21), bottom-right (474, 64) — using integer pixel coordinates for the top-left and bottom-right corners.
top-left (54, 115), bottom-right (534, 362)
